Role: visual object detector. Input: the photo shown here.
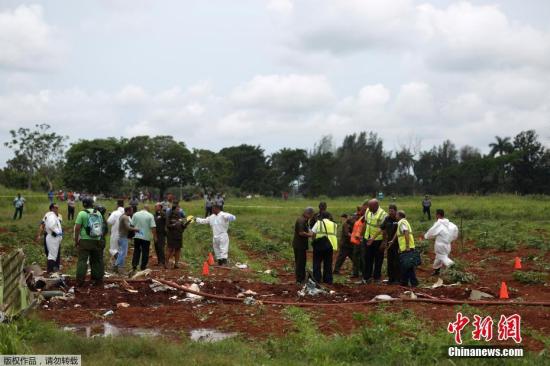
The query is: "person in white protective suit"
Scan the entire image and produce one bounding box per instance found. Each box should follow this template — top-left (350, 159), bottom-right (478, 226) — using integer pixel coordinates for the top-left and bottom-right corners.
top-left (195, 204), bottom-right (236, 266)
top-left (44, 203), bottom-right (63, 273)
top-left (106, 200), bottom-right (125, 266)
top-left (424, 209), bottom-right (459, 276)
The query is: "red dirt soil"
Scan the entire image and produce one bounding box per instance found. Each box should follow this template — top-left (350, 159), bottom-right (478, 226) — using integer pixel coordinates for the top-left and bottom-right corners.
top-left (35, 239), bottom-right (550, 351)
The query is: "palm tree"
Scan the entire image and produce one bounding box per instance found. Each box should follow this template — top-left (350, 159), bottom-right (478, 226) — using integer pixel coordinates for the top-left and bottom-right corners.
top-left (488, 136), bottom-right (513, 157)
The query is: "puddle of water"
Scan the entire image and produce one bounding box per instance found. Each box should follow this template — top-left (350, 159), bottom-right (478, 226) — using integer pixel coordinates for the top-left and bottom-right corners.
top-left (63, 322), bottom-right (160, 338)
top-left (190, 328), bottom-right (237, 343)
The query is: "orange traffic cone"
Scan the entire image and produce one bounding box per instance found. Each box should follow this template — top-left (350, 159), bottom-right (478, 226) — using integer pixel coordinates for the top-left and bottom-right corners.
top-left (499, 281), bottom-right (509, 299)
top-left (207, 252), bottom-right (215, 266)
top-left (514, 257), bottom-right (522, 270)
top-left (202, 261), bottom-right (210, 276)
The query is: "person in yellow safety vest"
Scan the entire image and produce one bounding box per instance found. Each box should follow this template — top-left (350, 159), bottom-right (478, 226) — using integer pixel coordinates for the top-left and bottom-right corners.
top-left (361, 199), bottom-right (387, 284)
top-left (390, 210), bottom-right (419, 287)
top-left (311, 212), bottom-right (338, 284)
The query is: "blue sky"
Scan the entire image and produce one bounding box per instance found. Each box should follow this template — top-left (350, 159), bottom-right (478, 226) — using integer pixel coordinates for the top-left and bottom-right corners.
top-left (1, 0), bottom-right (549, 165)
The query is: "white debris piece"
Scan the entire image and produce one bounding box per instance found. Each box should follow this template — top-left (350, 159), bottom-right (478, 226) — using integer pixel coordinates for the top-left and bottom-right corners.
top-left (103, 310), bottom-right (114, 317)
top-left (235, 263), bottom-right (248, 269)
top-left (371, 294), bottom-right (396, 302)
top-left (469, 289), bottom-right (494, 301)
top-left (431, 278), bottom-right (444, 289)
top-left (131, 269), bottom-right (152, 279)
top-left (185, 283), bottom-right (204, 301)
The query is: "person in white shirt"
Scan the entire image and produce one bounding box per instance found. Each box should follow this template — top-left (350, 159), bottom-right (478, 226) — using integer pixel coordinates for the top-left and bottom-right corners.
top-left (106, 200), bottom-right (125, 267)
top-left (44, 203), bottom-right (63, 273)
top-left (424, 209), bottom-right (458, 276)
top-left (195, 204), bottom-right (236, 265)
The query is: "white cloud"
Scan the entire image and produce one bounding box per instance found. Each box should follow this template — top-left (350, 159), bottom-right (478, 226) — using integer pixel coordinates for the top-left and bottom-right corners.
top-left (230, 74), bottom-right (334, 111)
top-left (416, 2), bottom-right (550, 71)
top-left (267, 0), bottom-right (294, 15)
top-left (0, 4), bottom-right (62, 71)
top-left (395, 82), bottom-right (435, 119)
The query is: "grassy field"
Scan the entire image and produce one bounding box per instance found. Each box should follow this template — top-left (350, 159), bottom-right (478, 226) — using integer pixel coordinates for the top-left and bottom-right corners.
top-left (1, 187), bottom-right (549, 365)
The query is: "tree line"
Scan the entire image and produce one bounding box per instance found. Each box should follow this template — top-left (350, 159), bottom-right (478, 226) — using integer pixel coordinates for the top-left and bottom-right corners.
top-left (2, 124), bottom-right (549, 197)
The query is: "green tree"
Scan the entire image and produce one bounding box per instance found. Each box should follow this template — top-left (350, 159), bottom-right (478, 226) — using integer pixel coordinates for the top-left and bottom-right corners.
top-left (488, 136), bottom-right (513, 157)
top-left (4, 124), bottom-right (67, 190)
top-left (63, 138), bottom-right (125, 194)
top-left (268, 148), bottom-right (307, 193)
top-left (193, 149), bottom-right (233, 192)
top-left (219, 144), bottom-right (269, 193)
top-left (511, 130), bottom-right (546, 194)
top-left (125, 136), bottom-right (194, 198)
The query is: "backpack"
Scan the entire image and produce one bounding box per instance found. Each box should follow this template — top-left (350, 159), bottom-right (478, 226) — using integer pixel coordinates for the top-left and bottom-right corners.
top-left (85, 209), bottom-right (104, 238)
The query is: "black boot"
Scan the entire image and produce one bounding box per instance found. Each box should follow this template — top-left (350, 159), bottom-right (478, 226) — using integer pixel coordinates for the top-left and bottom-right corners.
top-left (46, 260), bottom-right (55, 274)
top-left (217, 259), bottom-right (223, 266)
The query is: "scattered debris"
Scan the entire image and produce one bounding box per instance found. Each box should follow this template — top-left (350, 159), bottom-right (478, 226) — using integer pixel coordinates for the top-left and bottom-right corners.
top-left (185, 283), bottom-right (204, 301)
top-left (116, 302), bottom-right (130, 308)
top-left (41, 290), bottom-right (65, 300)
top-left (169, 295), bottom-right (178, 300)
top-left (121, 280), bottom-right (138, 293)
top-left (190, 328), bottom-right (237, 342)
top-left (131, 269), bottom-right (152, 279)
top-left (431, 278), bottom-right (444, 288)
top-left (469, 289), bottom-right (495, 301)
top-left (235, 263), bottom-right (248, 269)
top-left (371, 294), bottom-right (396, 302)
top-left (263, 269), bottom-right (272, 274)
top-left (103, 310), bottom-right (114, 317)
top-left (104, 283), bottom-right (119, 289)
top-left (298, 279), bottom-right (327, 297)
top-left (74, 304), bottom-right (81, 308)
top-left (237, 289), bottom-right (258, 298)
top-left (150, 280), bottom-right (175, 293)
top-left (243, 296), bottom-right (259, 305)
top-left (401, 291), bottom-right (418, 300)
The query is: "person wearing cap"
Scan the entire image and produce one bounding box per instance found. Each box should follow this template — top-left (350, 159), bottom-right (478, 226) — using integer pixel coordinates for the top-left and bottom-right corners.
top-left (74, 198), bottom-right (105, 286)
top-left (333, 213), bottom-right (355, 276)
top-left (292, 207), bottom-right (314, 284)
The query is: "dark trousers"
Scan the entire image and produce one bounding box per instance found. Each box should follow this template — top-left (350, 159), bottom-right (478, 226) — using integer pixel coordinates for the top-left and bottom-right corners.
top-left (132, 238), bottom-right (150, 270)
top-left (387, 242), bottom-right (401, 283)
top-left (313, 247), bottom-right (333, 284)
top-left (68, 206), bottom-right (75, 220)
top-left (362, 239), bottom-right (384, 281)
top-left (423, 206), bottom-right (431, 220)
top-left (13, 207), bottom-right (23, 220)
top-left (76, 239), bottom-right (104, 283)
top-left (352, 244), bottom-right (362, 276)
top-left (333, 244), bottom-right (354, 274)
top-left (154, 233), bottom-right (166, 265)
top-left (293, 243), bottom-right (307, 283)
top-left (400, 257), bottom-right (418, 287)
top-left (205, 207), bottom-right (212, 217)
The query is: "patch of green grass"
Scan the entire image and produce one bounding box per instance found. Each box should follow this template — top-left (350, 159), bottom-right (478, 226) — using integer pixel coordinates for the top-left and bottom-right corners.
top-left (513, 271), bottom-right (548, 284)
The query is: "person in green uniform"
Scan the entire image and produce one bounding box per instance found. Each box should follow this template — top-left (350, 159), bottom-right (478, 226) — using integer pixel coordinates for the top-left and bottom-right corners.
top-left (74, 197), bottom-right (105, 286)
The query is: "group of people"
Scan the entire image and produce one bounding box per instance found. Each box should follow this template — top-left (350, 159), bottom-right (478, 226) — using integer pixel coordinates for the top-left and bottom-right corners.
top-left (204, 193), bottom-right (225, 217)
top-left (293, 199), bottom-right (458, 287)
top-left (33, 193), bottom-right (236, 287)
